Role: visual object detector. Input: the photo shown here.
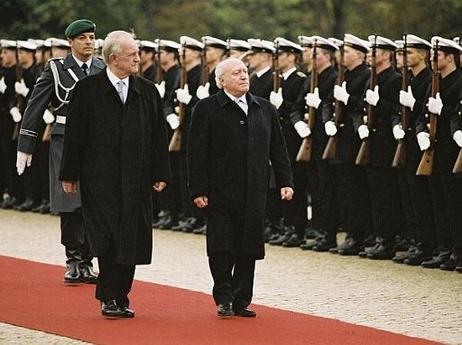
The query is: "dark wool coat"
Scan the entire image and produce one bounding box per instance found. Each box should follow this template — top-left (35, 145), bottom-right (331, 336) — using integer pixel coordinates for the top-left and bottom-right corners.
top-left (188, 90), bottom-right (293, 259)
top-left (59, 69), bottom-right (171, 265)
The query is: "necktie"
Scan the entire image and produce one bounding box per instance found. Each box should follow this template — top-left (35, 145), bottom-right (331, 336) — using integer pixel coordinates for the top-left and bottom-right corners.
top-left (81, 63), bottom-right (88, 76)
top-left (235, 98), bottom-right (248, 115)
top-left (116, 80), bottom-right (125, 103)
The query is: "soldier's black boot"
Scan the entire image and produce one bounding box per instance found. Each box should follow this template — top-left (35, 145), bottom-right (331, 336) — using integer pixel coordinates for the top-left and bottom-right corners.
top-left (14, 197), bottom-right (36, 212)
top-left (312, 232), bottom-right (337, 252)
top-left (367, 239), bottom-right (396, 260)
top-left (440, 251), bottom-right (462, 271)
top-left (421, 249), bottom-right (451, 269)
top-left (358, 237), bottom-right (382, 258)
top-left (64, 260), bottom-right (81, 283)
top-left (403, 244), bottom-right (433, 266)
top-left (269, 227), bottom-right (292, 246)
top-left (393, 242), bottom-right (418, 263)
top-left (337, 238), bottom-right (364, 256)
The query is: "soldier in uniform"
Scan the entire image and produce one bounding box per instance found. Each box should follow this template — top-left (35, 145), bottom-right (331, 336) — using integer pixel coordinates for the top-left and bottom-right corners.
top-left (196, 36), bottom-right (227, 100)
top-left (139, 40), bottom-right (157, 82)
top-left (356, 35), bottom-right (403, 260)
top-left (289, 36), bottom-right (339, 252)
top-left (227, 39), bottom-right (251, 60)
top-left (247, 39), bottom-right (274, 100)
top-left (16, 19), bottom-right (105, 283)
top-left (174, 36), bottom-right (206, 233)
top-left (12, 41), bottom-right (41, 212)
top-left (267, 37), bottom-right (307, 247)
top-left (0, 40), bottom-right (22, 209)
top-left (326, 34), bottom-right (373, 255)
top-left (393, 35), bottom-right (434, 265)
top-left (48, 38), bottom-right (71, 59)
top-left (415, 36), bottom-right (462, 271)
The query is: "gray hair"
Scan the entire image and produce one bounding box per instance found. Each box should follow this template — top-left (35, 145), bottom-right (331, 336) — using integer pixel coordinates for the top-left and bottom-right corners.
top-left (102, 30), bottom-right (133, 64)
top-left (215, 57), bottom-right (245, 89)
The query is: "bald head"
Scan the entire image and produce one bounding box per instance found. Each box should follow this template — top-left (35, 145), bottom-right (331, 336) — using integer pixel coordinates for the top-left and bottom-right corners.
top-left (103, 30), bottom-right (140, 78)
top-left (215, 58), bottom-right (249, 97)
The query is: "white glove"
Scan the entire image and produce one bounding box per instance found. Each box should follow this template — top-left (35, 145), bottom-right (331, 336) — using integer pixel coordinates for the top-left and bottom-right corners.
top-left (14, 79), bottom-right (29, 97)
top-left (453, 130), bottom-right (462, 148)
top-left (16, 151), bottom-right (32, 176)
top-left (42, 109), bottom-right (55, 124)
top-left (305, 87), bottom-right (322, 109)
top-left (428, 92), bottom-right (443, 115)
top-left (324, 121), bottom-right (337, 136)
top-left (0, 77), bottom-right (6, 94)
top-left (196, 82), bottom-right (210, 99)
top-left (365, 85), bottom-right (380, 106)
top-left (416, 132), bottom-right (430, 151)
top-left (399, 86), bottom-right (416, 110)
top-left (334, 81), bottom-right (350, 105)
top-left (393, 124), bottom-right (405, 140)
top-left (155, 81), bottom-right (166, 99)
top-left (270, 88), bottom-right (283, 109)
top-left (166, 113), bottom-right (180, 130)
top-left (176, 84), bottom-right (192, 105)
top-left (358, 125), bottom-right (369, 139)
top-left (294, 121), bottom-right (311, 138)
top-left (10, 107), bottom-right (22, 123)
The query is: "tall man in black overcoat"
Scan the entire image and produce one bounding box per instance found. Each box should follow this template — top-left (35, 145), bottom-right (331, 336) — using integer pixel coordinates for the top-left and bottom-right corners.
top-left (60, 31), bottom-right (171, 318)
top-left (188, 58), bottom-right (294, 318)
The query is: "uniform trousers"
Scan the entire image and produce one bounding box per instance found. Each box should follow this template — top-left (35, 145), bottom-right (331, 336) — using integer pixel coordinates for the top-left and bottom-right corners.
top-left (60, 208), bottom-right (92, 264)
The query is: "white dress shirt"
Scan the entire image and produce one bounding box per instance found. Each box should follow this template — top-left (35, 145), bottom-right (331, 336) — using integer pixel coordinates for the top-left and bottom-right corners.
top-left (72, 54), bottom-right (92, 71)
top-left (282, 67), bottom-right (296, 80)
top-left (224, 90), bottom-right (248, 115)
top-left (106, 67), bottom-right (129, 103)
top-left (255, 66), bottom-right (271, 78)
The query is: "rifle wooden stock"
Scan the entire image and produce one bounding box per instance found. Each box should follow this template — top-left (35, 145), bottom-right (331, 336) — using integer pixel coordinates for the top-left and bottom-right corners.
top-left (355, 139), bottom-right (369, 166)
top-left (273, 43), bottom-right (280, 91)
top-left (168, 125), bottom-right (182, 152)
top-left (453, 148), bottom-right (462, 173)
top-left (169, 44), bottom-right (187, 152)
top-left (42, 123), bottom-right (52, 142)
top-left (296, 42), bottom-right (317, 162)
top-left (416, 41), bottom-right (439, 176)
top-left (12, 123), bottom-right (19, 141)
top-left (391, 140), bottom-right (406, 167)
top-left (322, 44), bottom-right (344, 161)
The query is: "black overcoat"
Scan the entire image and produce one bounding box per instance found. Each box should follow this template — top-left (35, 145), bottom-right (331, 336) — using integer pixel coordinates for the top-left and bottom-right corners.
top-left (188, 90), bottom-right (293, 259)
top-left (59, 69), bottom-right (171, 265)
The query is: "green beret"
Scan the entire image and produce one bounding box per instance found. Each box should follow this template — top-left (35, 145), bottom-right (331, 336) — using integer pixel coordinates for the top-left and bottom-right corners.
top-left (65, 19), bottom-right (96, 38)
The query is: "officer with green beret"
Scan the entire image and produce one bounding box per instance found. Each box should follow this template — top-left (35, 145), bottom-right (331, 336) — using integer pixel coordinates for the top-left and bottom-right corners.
top-left (16, 19), bottom-right (105, 284)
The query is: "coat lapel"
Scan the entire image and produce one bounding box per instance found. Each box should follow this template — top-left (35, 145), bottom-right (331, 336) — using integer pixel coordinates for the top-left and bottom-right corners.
top-left (63, 55), bottom-right (86, 80)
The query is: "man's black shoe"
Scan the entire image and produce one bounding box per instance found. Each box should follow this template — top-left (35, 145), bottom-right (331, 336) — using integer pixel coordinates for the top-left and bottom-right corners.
top-left (14, 197), bottom-right (36, 212)
top-left (312, 237), bottom-right (337, 252)
top-left (362, 235), bottom-right (376, 247)
top-left (79, 264), bottom-right (98, 284)
top-left (282, 233), bottom-right (304, 247)
top-left (101, 300), bottom-right (127, 318)
top-left (394, 235), bottom-right (410, 252)
top-left (440, 252), bottom-right (462, 271)
top-left (233, 307), bottom-right (256, 317)
top-left (193, 224), bottom-right (207, 235)
top-left (121, 306), bottom-right (135, 318)
top-left (217, 303), bottom-right (234, 317)
top-left (421, 250), bottom-right (451, 269)
top-left (367, 243), bottom-right (395, 260)
top-left (305, 227), bottom-right (323, 239)
top-left (337, 239), bottom-right (363, 256)
top-left (157, 215), bottom-right (179, 230)
top-left (2, 196), bottom-right (18, 209)
top-left (268, 231), bottom-right (291, 246)
top-left (393, 244), bottom-right (417, 263)
top-left (456, 265), bottom-right (462, 273)
top-left (64, 261), bottom-right (81, 283)
top-left (403, 245), bottom-right (433, 266)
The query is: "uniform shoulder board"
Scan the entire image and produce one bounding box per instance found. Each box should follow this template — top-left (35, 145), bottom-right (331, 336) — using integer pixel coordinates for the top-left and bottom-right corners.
top-left (297, 71), bottom-right (307, 78)
top-left (47, 57), bottom-right (64, 63)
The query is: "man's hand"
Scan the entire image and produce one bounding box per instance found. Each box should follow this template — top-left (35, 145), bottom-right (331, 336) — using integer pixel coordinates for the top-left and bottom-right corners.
top-left (196, 82), bottom-right (210, 99)
top-left (428, 92), bottom-right (443, 115)
top-left (270, 87), bottom-right (283, 109)
top-left (176, 84), bottom-right (192, 105)
top-left (166, 113), bottom-right (180, 130)
top-left (280, 187), bottom-right (294, 201)
top-left (358, 124), bottom-right (369, 139)
top-left (15, 79), bottom-right (29, 97)
top-left (42, 109), bottom-right (55, 124)
top-left (194, 195), bottom-right (209, 208)
top-left (305, 87), bottom-right (321, 109)
top-left (155, 81), bottom-right (166, 99)
top-left (399, 86), bottom-right (416, 110)
top-left (334, 81), bottom-right (350, 105)
top-left (416, 132), bottom-right (430, 151)
top-left (365, 85), bottom-right (380, 106)
top-left (0, 77), bottom-right (7, 94)
top-left (16, 151), bottom-right (32, 175)
top-left (153, 181), bottom-right (167, 192)
top-left (294, 121), bottom-right (311, 138)
top-left (62, 181), bottom-right (78, 194)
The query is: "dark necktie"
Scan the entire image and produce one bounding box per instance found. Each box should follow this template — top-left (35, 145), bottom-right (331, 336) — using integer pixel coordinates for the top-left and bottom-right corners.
top-left (82, 63), bottom-right (88, 76)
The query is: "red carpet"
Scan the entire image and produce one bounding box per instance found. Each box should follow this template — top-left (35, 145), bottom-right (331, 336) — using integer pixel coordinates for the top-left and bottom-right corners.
top-left (0, 255), bottom-right (441, 345)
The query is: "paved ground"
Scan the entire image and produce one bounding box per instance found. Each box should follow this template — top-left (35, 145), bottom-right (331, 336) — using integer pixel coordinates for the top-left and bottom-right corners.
top-left (0, 210), bottom-right (461, 345)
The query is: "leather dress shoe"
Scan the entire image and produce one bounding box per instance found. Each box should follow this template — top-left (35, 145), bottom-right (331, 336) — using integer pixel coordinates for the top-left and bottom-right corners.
top-left (305, 227), bottom-right (323, 239)
top-left (337, 239), bottom-right (363, 256)
top-left (233, 307), bottom-right (256, 317)
top-left (312, 237), bottom-right (337, 252)
top-left (79, 264), bottom-right (98, 283)
top-left (157, 215), bottom-right (179, 230)
top-left (64, 260), bottom-right (81, 283)
top-left (440, 252), bottom-right (462, 271)
top-left (269, 231), bottom-right (291, 246)
top-left (300, 234), bottom-right (325, 250)
top-left (329, 236), bottom-right (354, 254)
top-left (421, 250), bottom-right (451, 269)
top-left (193, 224), bottom-right (207, 235)
top-left (152, 211), bottom-right (170, 228)
top-left (282, 233), bottom-right (304, 247)
top-left (217, 303), bottom-right (234, 317)
top-left (182, 218), bottom-right (203, 233)
top-left (101, 300), bottom-right (133, 318)
top-left (171, 217), bottom-right (189, 231)
top-left (367, 243), bottom-right (395, 260)
top-left (403, 245), bottom-right (433, 266)
top-left (358, 238), bottom-right (382, 258)
top-left (362, 235), bottom-right (377, 247)
top-left (456, 265), bottom-right (462, 273)
top-left (393, 244), bottom-right (417, 263)
top-left (14, 197), bottom-right (36, 212)
top-left (2, 196), bottom-right (18, 209)
top-left (394, 235), bottom-right (410, 252)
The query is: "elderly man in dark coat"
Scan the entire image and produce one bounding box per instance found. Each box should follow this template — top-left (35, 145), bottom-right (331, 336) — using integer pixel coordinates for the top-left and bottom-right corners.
top-left (188, 57), bottom-right (294, 318)
top-left (60, 30), bottom-right (170, 318)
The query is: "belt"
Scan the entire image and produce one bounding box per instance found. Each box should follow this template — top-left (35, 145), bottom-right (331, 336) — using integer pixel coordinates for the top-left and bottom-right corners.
top-left (56, 115), bottom-right (66, 125)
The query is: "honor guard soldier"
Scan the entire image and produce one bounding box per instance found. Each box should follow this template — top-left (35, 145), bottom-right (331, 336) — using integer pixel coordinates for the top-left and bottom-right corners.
top-left (13, 40), bottom-right (42, 212)
top-left (174, 36), bottom-right (206, 233)
top-left (196, 36), bottom-right (227, 99)
top-left (16, 19), bottom-right (105, 283)
top-left (356, 35), bottom-right (403, 260)
top-left (32, 39), bottom-right (52, 73)
top-left (392, 35), bottom-right (434, 265)
top-left (395, 40), bottom-right (405, 72)
top-left (47, 37), bottom-right (71, 59)
top-left (289, 36), bottom-right (339, 252)
top-left (266, 37), bottom-right (307, 246)
top-left (247, 39), bottom-right (275, 100)
top-left (0, 39), bottom-right (22, 209)
top-left (139, 40), bottom-right (157, 82)
top-left (227, 39), bottom-right (251, 60)
top-left (328, 37), bottom-right (344, 69)
top-left (326, 34), bottom-right (373, 255)
top-left (94, 38), bottom-right (104, 59)
top-left (415, 36), bottom-right (462, 271)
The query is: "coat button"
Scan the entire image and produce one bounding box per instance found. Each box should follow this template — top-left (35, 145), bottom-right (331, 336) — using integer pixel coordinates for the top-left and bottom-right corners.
top-left (240, 120), bottom-right (245, 125)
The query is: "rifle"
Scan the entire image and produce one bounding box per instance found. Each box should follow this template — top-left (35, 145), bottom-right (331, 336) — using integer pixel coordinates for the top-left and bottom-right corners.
top-left (12, 46), bottom-right (23, 141)
top-left (392, 35), bottom-right (409, 168)
top-left (355, 36), bottom-right (377, 166)
top-left (296, 40), bottom-right (318, 162)
top-left (416, 41), bottom-right (439, 176)
top-left (168, 43), bottom-right (187, 152)
top-left (273, 41), bottom-right (280, 92)
top-left (200, 46), bottom-right (209, 86)
top-left (322, 43), bottom-right (345, 160)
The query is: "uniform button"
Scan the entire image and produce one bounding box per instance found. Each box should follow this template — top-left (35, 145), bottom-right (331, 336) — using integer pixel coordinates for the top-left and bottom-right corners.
top-left (280, 117), bottom-right (283, 121)
top-left (240, 120), bottom-right (245, 125)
